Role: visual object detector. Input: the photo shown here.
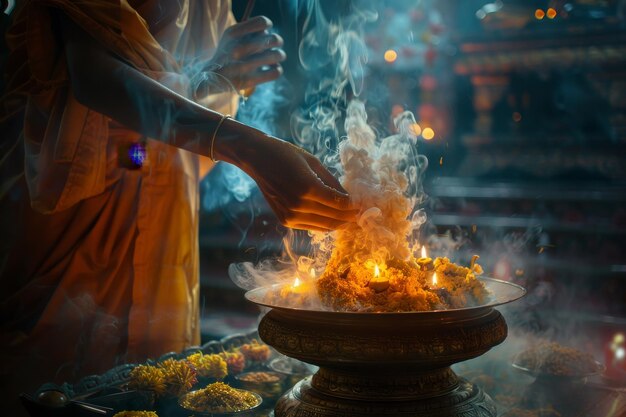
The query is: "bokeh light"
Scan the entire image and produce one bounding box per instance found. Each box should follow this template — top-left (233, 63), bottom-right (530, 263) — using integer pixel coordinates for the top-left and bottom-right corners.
top-left (422, 127), bottom-right (435, 140)
top-left (535, 9), bottom-right (545, 20)
top-left (513, 112), bottom-right (522, 122)
top-left (391, 104), bottom-right (405, 117)
top-left (546, 8), bottom-right (557, 19)
top-left (384, 49), bottom-right (398, 63)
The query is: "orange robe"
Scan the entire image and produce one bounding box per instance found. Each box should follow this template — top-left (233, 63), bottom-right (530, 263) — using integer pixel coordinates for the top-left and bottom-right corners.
top-left (0, 0), bottom-right (238, 397)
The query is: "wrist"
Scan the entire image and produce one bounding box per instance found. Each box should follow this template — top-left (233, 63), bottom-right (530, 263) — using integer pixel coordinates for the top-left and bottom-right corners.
top-left (212, 118), bottom-right (273, 170)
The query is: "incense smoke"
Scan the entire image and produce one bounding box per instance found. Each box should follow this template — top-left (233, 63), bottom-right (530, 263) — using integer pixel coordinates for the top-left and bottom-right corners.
top-left (230, 0), bottom-right (431, 298)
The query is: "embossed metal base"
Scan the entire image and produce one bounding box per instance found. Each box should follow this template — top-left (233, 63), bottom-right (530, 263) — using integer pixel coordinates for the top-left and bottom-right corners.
top-left (275, 376), bottom-right (497, 417)
top-left (256, 306), bottom-right (509, 417)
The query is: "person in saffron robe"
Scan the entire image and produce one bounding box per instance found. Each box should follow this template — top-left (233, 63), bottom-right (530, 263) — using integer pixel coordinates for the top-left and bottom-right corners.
top-left (0, 1), bottom-right (356, 413)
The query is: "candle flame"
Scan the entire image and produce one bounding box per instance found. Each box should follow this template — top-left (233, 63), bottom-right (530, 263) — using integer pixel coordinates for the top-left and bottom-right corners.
top-left (432, 272), bottom-right (438, 287)
top-left (374, 264), bottom-right (380, 278)
top-left (310, 268), bottom-right (316, 278)
top-left (293, 277), bottom-right (301, 288)
top-left (421, 246), bottom-right (427, 258)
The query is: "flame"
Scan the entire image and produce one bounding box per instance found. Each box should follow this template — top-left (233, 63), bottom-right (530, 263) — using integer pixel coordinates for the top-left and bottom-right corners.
top-left (374, 264), bottom-right (380, 278)
top-left (421, 246), bottom-right (427, 258)
top-left (293, 277), bottom-right (301, 288)
top-left (432, 272), bottom-right (438, 287)
top-left (310, 268), bottom-right (316, 279)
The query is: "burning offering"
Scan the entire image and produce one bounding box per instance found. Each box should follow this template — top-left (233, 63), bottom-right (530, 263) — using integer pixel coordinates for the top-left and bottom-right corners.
top-left (317, 255), bottom-right (487, 312)
top-left (240, 100), bottom-right (490, 313)
top-left (179, 382), bottom-right (261, 414)
top-left (113, 412), bottom-right (159, 417)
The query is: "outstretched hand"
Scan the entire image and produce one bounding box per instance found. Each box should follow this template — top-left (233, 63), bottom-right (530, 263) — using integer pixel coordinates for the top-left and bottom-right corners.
top-left (220, 133), bottom-right (358, 232)
top-left (251, 139), bottom-right (358, 232)
top-left (201, 16), bottom-right (285, 93)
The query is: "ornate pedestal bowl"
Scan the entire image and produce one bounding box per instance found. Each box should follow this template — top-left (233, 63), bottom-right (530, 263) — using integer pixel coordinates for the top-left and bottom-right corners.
top-left (246, 277), bottom-right (525, 417)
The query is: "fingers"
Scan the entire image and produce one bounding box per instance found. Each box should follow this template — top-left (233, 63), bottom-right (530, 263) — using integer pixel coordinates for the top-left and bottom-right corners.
top-left (283, 212), bottom-right (347, 231)
top-left (238, 64), bottom-right (284, 89)
top-left (232, 33), bottom-right (284, 60)
top-left (238, 49), bottom-right (286, 73)
top-left (223, 16), bottom-right (272, 40)
top-left (303, 178), bottom-right (354, 211)
top-left (308, 157), bottom-right (347, 194)
top-left (289, 224), bottom-right (333, 233)
top-left (294, 200), bottom-right (358, 222)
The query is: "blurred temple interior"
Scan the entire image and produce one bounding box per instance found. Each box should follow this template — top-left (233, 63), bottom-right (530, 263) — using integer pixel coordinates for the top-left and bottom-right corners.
top-left (198, 0), bottom-right (626, 338)
top-left (199, 2), bottom-right (626, 414)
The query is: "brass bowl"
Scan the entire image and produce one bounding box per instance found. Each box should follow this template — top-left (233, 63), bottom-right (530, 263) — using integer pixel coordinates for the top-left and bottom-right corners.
top-left (178, 388), bottom-right (262, 417)
top-left (512, 358), bottom-right (606, 380)
top-left (268, 357), bottom-right (318, 390)
top-left (245, 277), bottom-right (526, 417)
top-left (234, 371), bottom-right (285, 402)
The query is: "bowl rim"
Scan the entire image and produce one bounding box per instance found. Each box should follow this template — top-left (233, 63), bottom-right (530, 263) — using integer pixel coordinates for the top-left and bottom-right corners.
top-left (178, 387), bottom-right (263, 416)
top-left (234, 370), bottom-right (286, 383)
top-left (245, 276), bottom-right (526, 315)
top-left (511, 356), bottom-right (606, 379)
top-left (267, 357), bottom-right (319, 376)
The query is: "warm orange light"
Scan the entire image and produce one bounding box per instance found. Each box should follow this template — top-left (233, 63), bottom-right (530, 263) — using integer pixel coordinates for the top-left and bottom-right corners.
top-left (409, 123), bottom-right (422, 136)
top-left (374, 264), bottom-right (380, 278)
top-left (421, 246), bottom-right (427, 258)
top-left (546, 8), bottom-right (557, 19)
top-left (293, 277), bottom-right (301, 288)
top-left (432, 272), bottom-right (438, 287)
top-left (310, 268), bottom-right (316, 278)
top-left (535, 9), bottom-right (545, 19)
top-left (512, 112), bottom-right (522, 122)
top-left (422, 127), bottom-right (435, 140)
top-left (384, 49), bottom-right (398, 63)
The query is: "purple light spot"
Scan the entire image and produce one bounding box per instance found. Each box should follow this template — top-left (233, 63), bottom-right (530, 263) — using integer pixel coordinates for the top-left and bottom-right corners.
top-left (128, 142), bottom-right (147, 167)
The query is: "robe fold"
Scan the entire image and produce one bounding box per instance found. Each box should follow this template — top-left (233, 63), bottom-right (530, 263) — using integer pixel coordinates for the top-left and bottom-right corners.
top-left (0, 0), bottom-right (238, 399)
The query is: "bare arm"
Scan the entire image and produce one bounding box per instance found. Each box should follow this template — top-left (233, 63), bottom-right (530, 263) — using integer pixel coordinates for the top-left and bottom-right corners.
top-left (60, 15), bottom-right (357, 231)
top-left (60, 14), bottom-right (261, 158)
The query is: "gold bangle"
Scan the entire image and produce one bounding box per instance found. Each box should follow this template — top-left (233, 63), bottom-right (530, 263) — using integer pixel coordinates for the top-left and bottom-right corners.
top-left (210, 113), bottom-right (231, 162)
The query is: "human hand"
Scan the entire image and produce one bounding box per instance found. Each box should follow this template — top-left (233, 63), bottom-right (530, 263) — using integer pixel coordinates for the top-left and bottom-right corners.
top-left (201, 16), bottom-right (285, 94)
top-left (216, 130), bottom-right (358, 232)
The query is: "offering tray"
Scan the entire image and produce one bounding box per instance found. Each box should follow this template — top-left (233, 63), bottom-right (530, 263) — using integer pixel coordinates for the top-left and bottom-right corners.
top-left (20, 332), bottom-right (277, 417)
top-left (245, 277), bottom-right (526, 417)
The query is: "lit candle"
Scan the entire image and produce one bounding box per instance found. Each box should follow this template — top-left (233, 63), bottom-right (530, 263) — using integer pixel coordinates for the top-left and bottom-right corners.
top-left (417, 245), bottom-right (433, 271)
top-left (369, 264), bottom-right (389, 292)
top-left (293, 277), bottom-right (301, 289)
top-left (432, 272), bottom-right (438, 287)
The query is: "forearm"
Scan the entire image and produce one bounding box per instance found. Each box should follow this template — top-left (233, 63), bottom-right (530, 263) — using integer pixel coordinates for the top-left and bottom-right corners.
top-left (61, 15), bottom-right (264, 160)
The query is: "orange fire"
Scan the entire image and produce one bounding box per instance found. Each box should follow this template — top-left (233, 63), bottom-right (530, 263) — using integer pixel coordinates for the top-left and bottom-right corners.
top-left (293, 277), bottom-right (301, 288)
top-left (432, 272), bottom-right (438, 287)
